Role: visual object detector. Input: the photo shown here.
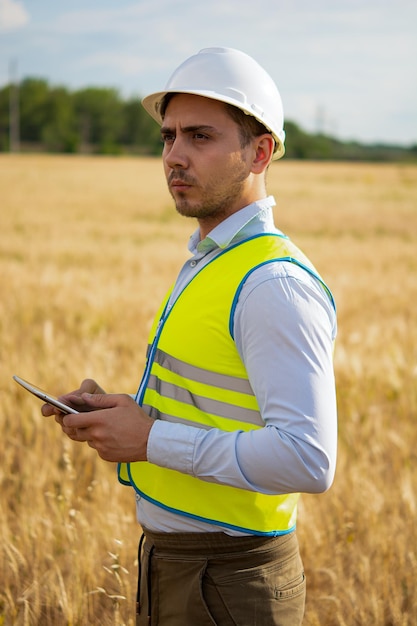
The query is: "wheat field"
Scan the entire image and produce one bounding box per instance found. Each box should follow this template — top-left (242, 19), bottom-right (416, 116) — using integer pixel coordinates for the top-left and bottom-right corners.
top-left (1, 155), bottom-right (416, 625)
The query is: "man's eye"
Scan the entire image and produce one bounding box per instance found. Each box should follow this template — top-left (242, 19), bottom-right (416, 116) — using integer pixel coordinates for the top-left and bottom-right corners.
top-left (161, 134), bottom-right (175, 144)
top-left (194, 133), bottom-right (208, 141)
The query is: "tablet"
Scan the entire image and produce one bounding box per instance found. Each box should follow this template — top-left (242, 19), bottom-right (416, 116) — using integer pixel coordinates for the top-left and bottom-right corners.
top-left (13, 375), bottom-right (79, 414)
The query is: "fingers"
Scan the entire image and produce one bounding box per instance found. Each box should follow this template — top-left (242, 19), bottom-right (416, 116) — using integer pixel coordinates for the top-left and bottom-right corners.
top-left (60, 379), bottom-right (107, 412)
top-left (80, 392), bottom-right (130, 410)
top-left (50, 411), bottom-right (77, 439)
top-left (60, 393), bottom-right (131, 430)
top-left (55, 411), bottom-right (89, 441)
top-left (40, 380), bottom-right (111, 446)
top-left (79, 379), bottom-right (106, 395)
top-left (41, 404), bottom-right (55, 416)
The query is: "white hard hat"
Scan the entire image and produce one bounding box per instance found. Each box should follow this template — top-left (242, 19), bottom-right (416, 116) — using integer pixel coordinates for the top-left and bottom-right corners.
top-left (142, 47), bottom-right (285, 159)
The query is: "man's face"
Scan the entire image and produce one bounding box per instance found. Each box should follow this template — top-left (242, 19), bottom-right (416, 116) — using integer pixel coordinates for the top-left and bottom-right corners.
top-left (161, 94), bottom-right (255, 230)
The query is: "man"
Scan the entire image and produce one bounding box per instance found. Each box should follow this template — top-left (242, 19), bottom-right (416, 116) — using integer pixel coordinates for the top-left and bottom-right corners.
top-left (43, 47), bottom-right (337, 625)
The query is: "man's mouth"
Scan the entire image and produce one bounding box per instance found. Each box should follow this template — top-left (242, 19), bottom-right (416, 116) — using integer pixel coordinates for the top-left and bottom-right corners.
top-left (169, 177), bottom-right (193, 193)
top-left (172, 183), bottom-right (190, 192)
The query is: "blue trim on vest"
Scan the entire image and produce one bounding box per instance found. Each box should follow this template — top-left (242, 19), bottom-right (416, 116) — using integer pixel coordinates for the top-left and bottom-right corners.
top-left (124, 463), bottom-right (296, 537)
top-left (134, 299), bottom-right (171, 406)
top-left (204, 233), bottom-right (335, 340)
top-left (229, 255), bottom-right (336, 340)
top-left (117, 464), bottom-right (131, 486)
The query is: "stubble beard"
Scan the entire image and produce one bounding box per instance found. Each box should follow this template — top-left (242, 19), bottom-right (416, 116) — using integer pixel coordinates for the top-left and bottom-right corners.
top-left (169, 159), bottom-right (249, 221)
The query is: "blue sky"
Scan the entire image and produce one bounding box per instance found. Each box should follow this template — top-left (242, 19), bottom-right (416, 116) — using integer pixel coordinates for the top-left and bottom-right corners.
top-left (1, 0), bottom-right (416, 145)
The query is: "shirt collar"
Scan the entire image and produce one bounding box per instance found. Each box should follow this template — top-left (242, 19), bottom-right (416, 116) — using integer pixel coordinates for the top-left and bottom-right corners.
top-left (188, 196), bottom-right (277, 256)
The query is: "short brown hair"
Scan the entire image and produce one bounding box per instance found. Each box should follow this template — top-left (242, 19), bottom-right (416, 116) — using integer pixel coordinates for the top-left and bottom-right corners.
top-left (223, 103), bottom-right (272, 150)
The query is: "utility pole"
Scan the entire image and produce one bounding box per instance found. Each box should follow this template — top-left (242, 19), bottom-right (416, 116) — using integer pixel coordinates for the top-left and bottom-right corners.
top-left (9, 59), bottom-right (20, 153)
top-left (315, 104), bottom-right (326, 136)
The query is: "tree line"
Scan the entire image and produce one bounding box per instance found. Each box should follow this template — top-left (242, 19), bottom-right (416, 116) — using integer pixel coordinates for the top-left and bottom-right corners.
top-left (0, 78), bottom-right (160, 155)
top-left (0, 78), bottom-right (415, 161)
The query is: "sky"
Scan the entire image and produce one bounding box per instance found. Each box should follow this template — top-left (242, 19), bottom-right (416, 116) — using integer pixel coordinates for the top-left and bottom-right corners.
top-left (1, 0), bottom-right (416, 146)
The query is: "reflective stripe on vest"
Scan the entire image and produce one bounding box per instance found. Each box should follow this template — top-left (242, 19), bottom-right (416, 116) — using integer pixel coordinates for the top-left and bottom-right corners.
top-left (118, 234), bottom-right (335, 535)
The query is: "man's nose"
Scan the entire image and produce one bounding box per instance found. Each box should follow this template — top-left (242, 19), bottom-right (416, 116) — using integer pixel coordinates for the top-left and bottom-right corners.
top-left (164, 137), bottom-right (189, 169)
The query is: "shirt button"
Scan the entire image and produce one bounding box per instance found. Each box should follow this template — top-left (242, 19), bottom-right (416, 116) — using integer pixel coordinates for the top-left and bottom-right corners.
top-left (190, 260), bottom-right (197, 267)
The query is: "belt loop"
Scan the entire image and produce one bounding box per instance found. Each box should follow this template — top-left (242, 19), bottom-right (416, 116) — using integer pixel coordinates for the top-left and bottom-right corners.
top-left (147, 545), bottom-right (155, 625)
top-left (136, 532), bottom-right (146, 616)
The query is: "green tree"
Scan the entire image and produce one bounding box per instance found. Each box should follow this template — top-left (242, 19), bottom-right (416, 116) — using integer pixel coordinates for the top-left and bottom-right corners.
top-left (73, 87), bottom-right (124, 153)
top-left (0, 85), bottom-right (10, 150)
top-left (19, 78), bottom-right (50, 143)
top-left (284, 121), bottom-right (314, 159)
top-left (42, 86), bottom-right (79, 153)
top-left (121, 97), bottom-right (161, 154)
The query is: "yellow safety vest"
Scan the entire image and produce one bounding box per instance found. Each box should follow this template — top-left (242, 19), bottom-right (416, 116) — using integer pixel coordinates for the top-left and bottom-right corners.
top-left (119, 234), bottom-right (335, 535)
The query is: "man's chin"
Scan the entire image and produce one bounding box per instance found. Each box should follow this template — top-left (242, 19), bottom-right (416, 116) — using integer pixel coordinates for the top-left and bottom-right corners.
top-left (175, 201), bottom-right (201, 218)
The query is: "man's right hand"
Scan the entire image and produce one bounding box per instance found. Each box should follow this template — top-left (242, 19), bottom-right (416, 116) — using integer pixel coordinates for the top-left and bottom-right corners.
top-left (41, 378), bottom-right (106, 436)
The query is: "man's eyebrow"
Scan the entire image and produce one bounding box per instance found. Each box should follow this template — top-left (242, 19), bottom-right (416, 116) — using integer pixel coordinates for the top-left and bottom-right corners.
top-left (160, 124), bottom-right (220, 135)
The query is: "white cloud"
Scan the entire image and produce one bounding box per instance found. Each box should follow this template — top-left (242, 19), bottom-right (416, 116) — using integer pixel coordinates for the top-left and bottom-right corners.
top-left (50, 2), bottom-right (173, 35)
top-left (79, 51), bottom-right (168, 77)
top-left (0, 0), bottom-right (29, 32)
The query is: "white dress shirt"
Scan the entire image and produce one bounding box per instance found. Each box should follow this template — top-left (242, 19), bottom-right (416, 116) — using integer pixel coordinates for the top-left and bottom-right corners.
top-left (135, 196), bottom-right (337, 534)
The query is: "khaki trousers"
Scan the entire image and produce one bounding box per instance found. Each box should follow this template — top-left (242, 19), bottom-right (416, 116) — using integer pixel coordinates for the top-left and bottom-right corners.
top-left (136, 529), bottom-right (305, 626)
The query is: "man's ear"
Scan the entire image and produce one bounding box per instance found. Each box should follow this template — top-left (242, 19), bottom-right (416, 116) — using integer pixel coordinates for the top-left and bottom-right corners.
top-left (251, 134), bottom-right (275, 173)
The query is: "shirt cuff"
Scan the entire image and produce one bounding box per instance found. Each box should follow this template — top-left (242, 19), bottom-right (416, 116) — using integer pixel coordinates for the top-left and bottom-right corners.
top-left (147, 419), bottom-right (198, 475)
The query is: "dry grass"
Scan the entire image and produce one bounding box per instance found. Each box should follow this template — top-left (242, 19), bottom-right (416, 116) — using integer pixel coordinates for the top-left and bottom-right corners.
top-left (1, 155), bottom-right (416, 625)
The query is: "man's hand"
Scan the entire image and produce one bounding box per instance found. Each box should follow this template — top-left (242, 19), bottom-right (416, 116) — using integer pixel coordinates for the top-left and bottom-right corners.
top-left (41, 380), bottom-right (153, 462)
